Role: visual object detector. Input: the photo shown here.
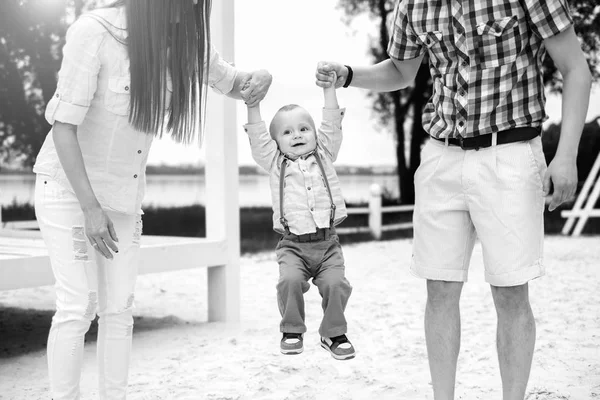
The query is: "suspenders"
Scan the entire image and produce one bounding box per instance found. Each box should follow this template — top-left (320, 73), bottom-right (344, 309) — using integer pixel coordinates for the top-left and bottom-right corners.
top-left (279, 151), bottom-right (336, 234)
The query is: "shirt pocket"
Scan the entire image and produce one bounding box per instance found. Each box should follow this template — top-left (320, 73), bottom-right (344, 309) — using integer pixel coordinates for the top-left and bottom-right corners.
top-left (474, 16), bottom-right (522, 69)
top-left (104, 76), bottom-right (131, 116)
top-left (416, 31), bottom-right (451, 74)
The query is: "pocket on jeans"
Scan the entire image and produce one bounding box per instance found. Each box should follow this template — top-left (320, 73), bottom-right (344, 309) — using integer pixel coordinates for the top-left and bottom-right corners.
top-left (415, 140), bottom-right (444, 184)
top-left (39, 176), bottom-right (73, 201)
top-left (525, 138), bottom-right (547, 192)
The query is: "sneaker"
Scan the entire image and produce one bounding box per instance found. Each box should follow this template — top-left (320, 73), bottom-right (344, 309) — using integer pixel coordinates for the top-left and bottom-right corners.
top-left (320, 334), bottom-right (356, 360)
top-left (280, 333), bottom-right (303, 355)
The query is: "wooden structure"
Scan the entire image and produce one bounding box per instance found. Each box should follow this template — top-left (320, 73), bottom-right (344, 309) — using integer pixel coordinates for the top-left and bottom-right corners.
top-left (561, 152), bottom-right (600, 236)
top-left (335, 183), bottom-right (414, 239)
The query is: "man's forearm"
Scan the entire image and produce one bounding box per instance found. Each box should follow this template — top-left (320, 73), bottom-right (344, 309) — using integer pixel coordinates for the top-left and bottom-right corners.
top-left (555, 68), bottom-right (592, 160)
top-left (350, 59), bottom-right (412, 92)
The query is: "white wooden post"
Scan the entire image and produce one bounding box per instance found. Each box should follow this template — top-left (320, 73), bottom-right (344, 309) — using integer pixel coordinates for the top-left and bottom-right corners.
top-left (368, 183), bottom-right (382, 240)
top-left (562, 152), bottom-right (600, 236)
top-left (572, 172), bottom-right (600, 236)
top-left (204, 0), bottom-right (240, 323)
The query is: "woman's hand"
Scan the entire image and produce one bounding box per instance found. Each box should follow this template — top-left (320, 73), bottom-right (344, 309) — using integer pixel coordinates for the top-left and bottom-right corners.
top-left (83, 204), bottom-right (119, 259)
top-left (240, 69), bottom-right (272, 107)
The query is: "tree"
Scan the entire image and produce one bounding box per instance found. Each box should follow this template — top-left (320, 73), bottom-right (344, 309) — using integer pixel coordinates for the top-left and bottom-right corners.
top-left (338, 0), bottom-right (600, 204)
top-left (0, 0), bottom-right (99, 169)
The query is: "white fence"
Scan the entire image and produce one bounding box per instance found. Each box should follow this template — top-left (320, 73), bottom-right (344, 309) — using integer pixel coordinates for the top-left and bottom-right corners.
top-left (561, 152), bottom-right (600, 236)
top-left (336, 184), bottom-right (414, 239)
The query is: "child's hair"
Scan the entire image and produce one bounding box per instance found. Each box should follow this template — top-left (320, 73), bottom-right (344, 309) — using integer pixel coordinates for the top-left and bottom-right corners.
top-left (269, 104), bottom-right (315, 139)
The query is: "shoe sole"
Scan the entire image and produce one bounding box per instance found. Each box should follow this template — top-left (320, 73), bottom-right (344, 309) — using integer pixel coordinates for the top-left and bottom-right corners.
top-left (280, 346), bottom-right (303, 355)
top-left (320, 342), bottom-right (355, 360)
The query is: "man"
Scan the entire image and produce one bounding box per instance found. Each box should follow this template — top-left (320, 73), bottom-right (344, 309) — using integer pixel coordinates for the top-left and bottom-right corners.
top-left (315, 1), bottom-right (591, 399)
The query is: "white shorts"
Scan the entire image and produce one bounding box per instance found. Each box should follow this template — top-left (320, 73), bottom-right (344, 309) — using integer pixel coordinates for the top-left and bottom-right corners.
top-left (411, 134), bottom-right (547, 287)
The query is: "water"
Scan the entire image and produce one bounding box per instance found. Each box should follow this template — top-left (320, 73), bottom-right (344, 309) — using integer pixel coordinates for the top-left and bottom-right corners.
top-left (0, 173), bottom-right (399, 208)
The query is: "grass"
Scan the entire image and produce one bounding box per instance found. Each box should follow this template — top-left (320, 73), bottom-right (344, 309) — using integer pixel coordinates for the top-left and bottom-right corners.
top-left (2, 196), bottom-right (599, 255)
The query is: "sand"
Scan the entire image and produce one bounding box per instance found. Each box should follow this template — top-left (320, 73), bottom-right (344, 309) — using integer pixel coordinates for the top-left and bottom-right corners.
top-left (1, 236), bottom-right (599, 400)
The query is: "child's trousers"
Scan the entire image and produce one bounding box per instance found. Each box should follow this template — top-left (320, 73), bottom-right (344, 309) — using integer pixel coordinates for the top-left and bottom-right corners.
top-left (34, 175), bottom-right (141, 400)
top-left (275, 229), bottom-right (352, 338)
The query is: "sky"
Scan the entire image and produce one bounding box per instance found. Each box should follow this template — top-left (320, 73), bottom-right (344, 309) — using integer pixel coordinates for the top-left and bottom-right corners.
top-left (147, 0), bottom-right (600, 168)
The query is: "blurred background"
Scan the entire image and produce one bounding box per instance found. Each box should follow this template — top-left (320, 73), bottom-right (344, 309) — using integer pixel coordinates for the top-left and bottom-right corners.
top-left (1, 0), bottom-right (599, 252)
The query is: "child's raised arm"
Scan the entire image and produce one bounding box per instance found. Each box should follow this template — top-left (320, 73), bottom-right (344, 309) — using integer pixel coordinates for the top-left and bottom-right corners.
top-left (245, 76), bottom-right (263, 124)
top-left (247, 103), bottom-right (262, 125)
top-left (319, 71), bottom-right (344, 161)
top-left (323, 71), bottom-right (339, 110)
top-left (244, 100), bottom-right (279, 172)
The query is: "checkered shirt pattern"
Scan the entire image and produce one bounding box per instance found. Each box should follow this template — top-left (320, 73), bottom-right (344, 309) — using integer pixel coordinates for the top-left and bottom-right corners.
top-left (388, 0), bottom-right (573, 139)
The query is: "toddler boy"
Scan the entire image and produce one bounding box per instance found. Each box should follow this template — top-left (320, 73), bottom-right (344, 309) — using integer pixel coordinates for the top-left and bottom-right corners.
top-left (243, 73), bottom-right (355, 360)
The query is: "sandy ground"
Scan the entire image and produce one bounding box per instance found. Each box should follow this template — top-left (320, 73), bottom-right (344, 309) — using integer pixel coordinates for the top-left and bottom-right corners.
top-left (0, 236), bottom-right (599, 400)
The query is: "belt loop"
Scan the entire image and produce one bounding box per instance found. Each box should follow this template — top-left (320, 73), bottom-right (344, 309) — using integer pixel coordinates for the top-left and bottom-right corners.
top-left (444, 136), bottom-right (449, 147)
top-left (491, 132), bottom-right (498, 147)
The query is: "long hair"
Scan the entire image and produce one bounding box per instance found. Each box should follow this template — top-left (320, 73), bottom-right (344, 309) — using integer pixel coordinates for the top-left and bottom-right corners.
top-left (127, 0), bottom-right (211, 144)
top-left (96, 0), bottom-right (211, 144)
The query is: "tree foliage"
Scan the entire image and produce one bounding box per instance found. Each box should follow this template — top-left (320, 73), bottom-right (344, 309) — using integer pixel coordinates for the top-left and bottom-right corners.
top-left (0, 0), bottom-right (98, 169)
top-left (337, 0), bottom-right (600, 204)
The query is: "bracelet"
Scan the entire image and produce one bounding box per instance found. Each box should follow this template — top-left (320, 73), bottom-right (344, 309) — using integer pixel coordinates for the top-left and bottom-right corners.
top-left (343, 65), bottom-right (353, 88)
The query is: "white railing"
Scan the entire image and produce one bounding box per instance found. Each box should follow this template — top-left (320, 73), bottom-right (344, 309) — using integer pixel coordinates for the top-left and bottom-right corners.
top-left (336, 184), bottom-right (414, 239)
top-left (561, 152), bottom-right (600, 236)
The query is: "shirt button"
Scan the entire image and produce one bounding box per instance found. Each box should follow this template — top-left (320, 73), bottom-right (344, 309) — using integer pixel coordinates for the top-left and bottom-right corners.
top-left (125, 86), bottom-right (129, 91)
top-left (307, 187), bottom-right (311, 190)
top-left (55, 94), bottom-right (59, 98)
top-left (462, 60), bottom-right (468, 67)
top-left (133, 174), bottom-right (138, 178)
top-left (459, 90), bottom-right (466, 97)
top-left (458, 121), bottom-right (464, 127)
top-left (137, 150), bottom-right (142, 154)
top-left (310, 207), bottom-right (314, 211)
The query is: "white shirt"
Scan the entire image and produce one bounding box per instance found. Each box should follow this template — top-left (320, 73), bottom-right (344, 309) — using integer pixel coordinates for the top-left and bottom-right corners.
top-left (33, 7), bottom-right (237, 215)
top-left (243, 109), bottom-right (348, 235)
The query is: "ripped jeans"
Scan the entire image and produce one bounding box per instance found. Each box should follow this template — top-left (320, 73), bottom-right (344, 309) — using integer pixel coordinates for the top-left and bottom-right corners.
top-left (34, 175), bottom-right (141, 400)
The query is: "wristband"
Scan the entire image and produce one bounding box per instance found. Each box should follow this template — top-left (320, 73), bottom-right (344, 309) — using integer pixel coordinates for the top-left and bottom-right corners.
top-left (343, 65), bottom-right (353, 88)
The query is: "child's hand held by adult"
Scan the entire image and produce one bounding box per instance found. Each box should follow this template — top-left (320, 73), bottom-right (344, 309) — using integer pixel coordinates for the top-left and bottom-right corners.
top-left (315, 61), bottom-right (346, 89)
top-left (241, 69), bottom-right (272, 107)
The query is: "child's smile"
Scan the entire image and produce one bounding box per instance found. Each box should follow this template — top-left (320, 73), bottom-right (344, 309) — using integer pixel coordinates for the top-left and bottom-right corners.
top-left (271, 107), bottom-right (317, 158)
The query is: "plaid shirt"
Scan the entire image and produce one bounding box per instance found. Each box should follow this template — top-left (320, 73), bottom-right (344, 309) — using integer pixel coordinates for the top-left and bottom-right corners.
top-left (388, 0), bottom-right (573, 139)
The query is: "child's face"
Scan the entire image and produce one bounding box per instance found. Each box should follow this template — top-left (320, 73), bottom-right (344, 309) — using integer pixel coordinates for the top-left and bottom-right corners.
top-left (272, 108), bottom-right (317, 158)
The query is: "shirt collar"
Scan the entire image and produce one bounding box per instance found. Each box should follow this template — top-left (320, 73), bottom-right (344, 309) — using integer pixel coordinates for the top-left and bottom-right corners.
top-left (114, 6), bottom-right (128, 38)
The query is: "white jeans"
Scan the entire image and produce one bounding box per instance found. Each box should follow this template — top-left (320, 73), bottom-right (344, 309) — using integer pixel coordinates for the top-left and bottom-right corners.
top-left (35, 175), bottom-right (141, 400)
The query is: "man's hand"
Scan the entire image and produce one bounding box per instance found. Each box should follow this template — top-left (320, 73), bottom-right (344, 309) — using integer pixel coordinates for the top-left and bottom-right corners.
top-left (315, 61), bottom-right (347, 89)
top-left (240, 69), bottom-right (272, 107)
top-left (544, 155), bottom-right (578, 212)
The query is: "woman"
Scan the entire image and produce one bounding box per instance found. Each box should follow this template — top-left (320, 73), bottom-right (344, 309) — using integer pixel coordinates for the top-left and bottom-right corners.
top-left (33, 1), bottom-right (271, 398)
